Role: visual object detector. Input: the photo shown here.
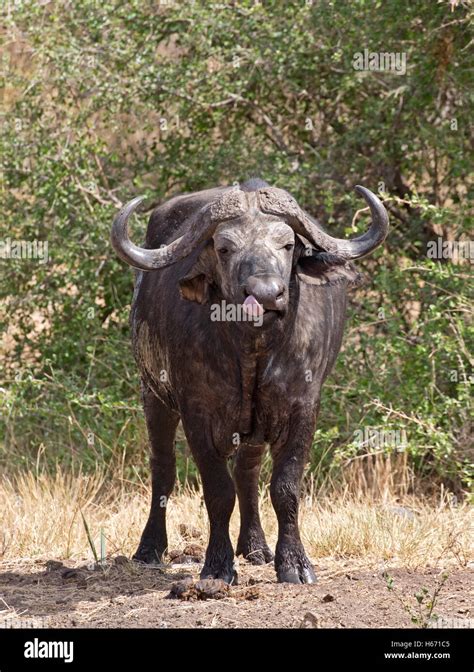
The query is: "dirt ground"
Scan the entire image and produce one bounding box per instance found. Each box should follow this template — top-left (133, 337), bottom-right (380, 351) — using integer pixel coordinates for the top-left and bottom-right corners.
top-left (1, 555), bottom-right (472, 629)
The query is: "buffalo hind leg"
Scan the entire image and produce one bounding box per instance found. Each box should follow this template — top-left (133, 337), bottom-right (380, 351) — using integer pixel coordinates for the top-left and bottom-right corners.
top-left (234, 445), bottom-right (274, 565)
top-left (270, 413), bottom-right (317, 584)
top-left (133, 383), bottom-right (179, 564)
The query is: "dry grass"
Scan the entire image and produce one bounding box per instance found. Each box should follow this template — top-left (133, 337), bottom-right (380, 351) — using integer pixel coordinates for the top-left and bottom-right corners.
top-left (0, 470), bottom-right (471, 571)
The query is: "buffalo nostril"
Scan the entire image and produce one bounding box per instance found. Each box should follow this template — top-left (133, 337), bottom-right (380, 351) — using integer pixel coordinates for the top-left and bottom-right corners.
top-left (245, 275), bottom-right (287, 310)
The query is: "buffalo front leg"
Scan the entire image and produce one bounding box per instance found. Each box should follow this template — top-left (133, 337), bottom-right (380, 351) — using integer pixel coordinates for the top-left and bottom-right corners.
top-left (270, 412), bottom-right (316, 584)
top-left (233, 444), bottom-right (274, 565)
top-left (185, 425), bottom-right (237, 584)
top-left (133, 383), bottom-right (179, 564)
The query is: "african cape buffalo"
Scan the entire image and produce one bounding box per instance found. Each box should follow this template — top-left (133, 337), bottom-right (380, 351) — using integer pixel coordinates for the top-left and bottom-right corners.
top-left (111, 178), bottom-right (388, 584)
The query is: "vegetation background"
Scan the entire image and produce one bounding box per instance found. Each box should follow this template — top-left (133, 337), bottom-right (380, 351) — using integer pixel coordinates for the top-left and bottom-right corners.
top-left (1, 0), bottom-right (472, 500)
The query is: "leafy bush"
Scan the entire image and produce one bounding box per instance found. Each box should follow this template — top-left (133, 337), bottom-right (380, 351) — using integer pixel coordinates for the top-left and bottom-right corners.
top-left (1, 0), bottom-right (472, 494)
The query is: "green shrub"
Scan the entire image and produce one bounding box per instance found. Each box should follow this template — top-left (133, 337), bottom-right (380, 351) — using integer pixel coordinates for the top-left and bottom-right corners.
top-left (1, 0), bottom-right (472, 493)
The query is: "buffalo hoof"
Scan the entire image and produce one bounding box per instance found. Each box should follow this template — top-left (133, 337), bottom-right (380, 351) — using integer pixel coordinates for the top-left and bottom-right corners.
top-left (236, 537), bottom-right (274, 565)
top-left (277, 565), bottom-right (317, 584)
top-left (200, 562), bottom-right (238, 585)
top-left (133, 541), bottom-right (165, 565)
top-left (276, 548), bottom-right (317, 584)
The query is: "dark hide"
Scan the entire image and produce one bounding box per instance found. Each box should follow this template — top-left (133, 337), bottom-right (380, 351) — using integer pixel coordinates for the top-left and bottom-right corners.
top-left (125, 180), bottom-right (368, 584)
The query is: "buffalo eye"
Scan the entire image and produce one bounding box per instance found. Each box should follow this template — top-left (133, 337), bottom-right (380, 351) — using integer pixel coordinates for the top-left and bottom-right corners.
top-left (217, 246), bottom-right (229, 256)
top-left (284, 243), bottom-right (294, 251)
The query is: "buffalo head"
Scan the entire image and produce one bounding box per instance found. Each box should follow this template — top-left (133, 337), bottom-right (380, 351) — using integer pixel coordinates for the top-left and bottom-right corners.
top-left (111, 183), bottom-right (388, 322)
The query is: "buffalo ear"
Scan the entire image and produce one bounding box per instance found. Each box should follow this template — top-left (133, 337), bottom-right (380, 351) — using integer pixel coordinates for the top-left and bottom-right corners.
top-left (295, 235), bottom-right (363, 289)
top-left (179, 243), bottom-right (215, 304)
top-left (179, 272), bottom-right (209, 304)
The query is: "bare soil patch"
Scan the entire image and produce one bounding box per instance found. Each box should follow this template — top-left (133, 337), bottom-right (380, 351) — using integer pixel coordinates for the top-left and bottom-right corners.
top-left (1, 557), bottom-right (471, 629)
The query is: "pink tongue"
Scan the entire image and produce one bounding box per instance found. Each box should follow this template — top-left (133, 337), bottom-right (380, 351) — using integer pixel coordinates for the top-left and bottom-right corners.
top-left (242, 294), bottom-right (265, 317)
